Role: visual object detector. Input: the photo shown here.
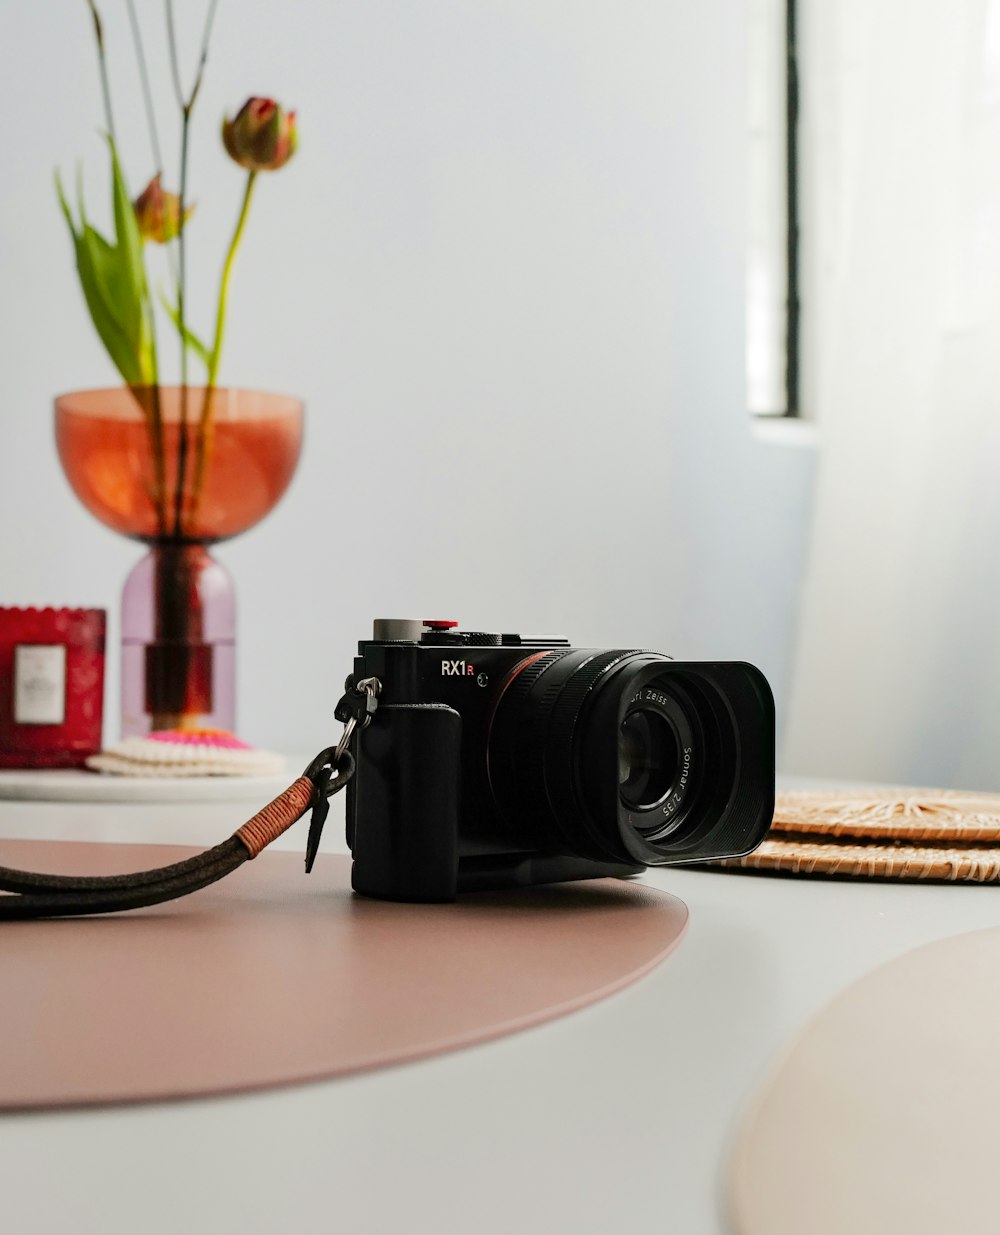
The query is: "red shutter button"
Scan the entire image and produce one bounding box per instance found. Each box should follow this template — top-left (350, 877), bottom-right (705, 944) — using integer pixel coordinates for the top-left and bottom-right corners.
top-left (423, 620), bottom-right (459, 630)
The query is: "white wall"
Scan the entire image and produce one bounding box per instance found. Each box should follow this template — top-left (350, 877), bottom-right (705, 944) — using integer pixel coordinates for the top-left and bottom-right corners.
top-left (0, 0), bottom-right (813, 755)
top-left (783, 0), bottom-right (1000, 793)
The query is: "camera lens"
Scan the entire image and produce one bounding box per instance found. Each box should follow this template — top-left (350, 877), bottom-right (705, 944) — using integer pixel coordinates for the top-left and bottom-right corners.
top-left (618, 709), bottom-right (678, 810)
top-left (486, 648), bottom-right (702, 862)
top-left (486, 648), bottom-right (773, 868)
top-left (616, 685), bottom-right (699, 841)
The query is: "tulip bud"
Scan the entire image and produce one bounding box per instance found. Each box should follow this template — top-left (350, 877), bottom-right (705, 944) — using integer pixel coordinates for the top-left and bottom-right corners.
top-left (222, 98), bottom-right (297, 172)
top-left (133, 174), bottom-right (193, 244)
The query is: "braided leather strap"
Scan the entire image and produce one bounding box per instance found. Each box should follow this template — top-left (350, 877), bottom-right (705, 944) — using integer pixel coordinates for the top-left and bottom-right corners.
top-left (0, 773), bottom-right (323, 920)
top-left (236, 776), bottom-right (316, 857)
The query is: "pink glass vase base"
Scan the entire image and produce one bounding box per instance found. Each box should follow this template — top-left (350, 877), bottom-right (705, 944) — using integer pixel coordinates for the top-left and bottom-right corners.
top-left (121, 545), bottom-right (235, 736)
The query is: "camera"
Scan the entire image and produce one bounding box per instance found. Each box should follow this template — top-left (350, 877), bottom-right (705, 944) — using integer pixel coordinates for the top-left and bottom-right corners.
top-left (345, 619), bottom-right (775, 901)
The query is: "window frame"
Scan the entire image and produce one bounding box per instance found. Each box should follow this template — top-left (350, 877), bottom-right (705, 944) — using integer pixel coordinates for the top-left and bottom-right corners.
top-left (747, 0), bottom-right (801, 419)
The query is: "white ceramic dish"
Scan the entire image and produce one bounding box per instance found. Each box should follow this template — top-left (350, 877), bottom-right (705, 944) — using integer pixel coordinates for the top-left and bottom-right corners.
top-left (0, 767), bottom-right (291, 804)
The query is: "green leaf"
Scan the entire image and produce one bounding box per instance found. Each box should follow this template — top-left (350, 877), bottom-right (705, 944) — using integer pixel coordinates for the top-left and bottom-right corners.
top-left (106, 137), bottom-right (155, 384)
top-left (107, 137), bottom-right (147, 314)
top-left (55, 170), bottom-right (77, 236)
top-left (159, 289), bottom-right (211, 370)
top-left (55, 170), bottom-right (141, 382)
top-left (76, 225), bottom-right (145, 385)
top-left (80, 223), bottom-right (129, 313)
top-left (55, 142), bottom-right (157, 388)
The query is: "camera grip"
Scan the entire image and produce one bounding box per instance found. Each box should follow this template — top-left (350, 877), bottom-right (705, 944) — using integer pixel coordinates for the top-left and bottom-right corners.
top-left (349, 703), bottom-right (463, 901)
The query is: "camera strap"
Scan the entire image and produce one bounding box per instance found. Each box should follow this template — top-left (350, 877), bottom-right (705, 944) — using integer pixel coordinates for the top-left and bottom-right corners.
top-left (0, 677), bottom-right (382, 921)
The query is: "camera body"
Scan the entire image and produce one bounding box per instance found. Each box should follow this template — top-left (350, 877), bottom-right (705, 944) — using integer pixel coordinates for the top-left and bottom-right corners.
top-left (346, 619), bottom-right (775, 902)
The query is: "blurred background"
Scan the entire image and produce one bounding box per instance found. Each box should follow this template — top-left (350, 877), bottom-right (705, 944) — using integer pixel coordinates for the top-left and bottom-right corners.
top-left (1, 0), bottom-right (998, 789)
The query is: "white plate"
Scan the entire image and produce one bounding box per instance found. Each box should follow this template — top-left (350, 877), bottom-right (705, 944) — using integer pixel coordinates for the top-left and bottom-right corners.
top-left (0, 767), bottom-right (292, 804)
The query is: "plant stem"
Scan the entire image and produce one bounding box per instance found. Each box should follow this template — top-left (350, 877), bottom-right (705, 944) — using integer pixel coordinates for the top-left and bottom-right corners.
top-left (150, 383), bottom-right (168, 537)
top-left (126, 0), bottom-right (163, 173)
top-left (165, 0), bottom-right (220, 538)
top-left (127, 381), bottom-right (168, 537)
top-left (172, 107), bottom-right (192, 538)
top-left (85, 0), bottom-right (116, 144)
top-left (207, 171), bottom-right (256, 389)
top-left (144, 293), bottom-right (168, 536)
top-left (191, 170), bottom-right (256, 506)
top-left (125, 0), bottom-right (169, 532)
top-left (88, 0), bottom-right (166, 533)
top-left (166, 0), bottom-right (218, 111)
top-left (126, 0), bottom-right (179, 293)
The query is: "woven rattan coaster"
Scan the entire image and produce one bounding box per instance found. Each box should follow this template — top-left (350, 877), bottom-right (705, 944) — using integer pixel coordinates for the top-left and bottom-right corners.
top-left (710, 787), bottom-right (1000, 882)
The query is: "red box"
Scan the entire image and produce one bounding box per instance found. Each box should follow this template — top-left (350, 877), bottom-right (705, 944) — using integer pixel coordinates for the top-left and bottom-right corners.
top-left (0, 608), bottom-right (106, 768)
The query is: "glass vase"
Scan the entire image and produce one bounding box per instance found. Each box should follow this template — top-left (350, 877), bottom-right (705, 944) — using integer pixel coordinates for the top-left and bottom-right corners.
top-left (120, 543), bottom-right (235, 734)
top-left (55, 386), bottom-right (303, 736)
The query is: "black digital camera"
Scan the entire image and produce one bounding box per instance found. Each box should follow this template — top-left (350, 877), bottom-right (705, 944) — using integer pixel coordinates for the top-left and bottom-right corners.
top-left (345, 619), bottom-right (775, 901)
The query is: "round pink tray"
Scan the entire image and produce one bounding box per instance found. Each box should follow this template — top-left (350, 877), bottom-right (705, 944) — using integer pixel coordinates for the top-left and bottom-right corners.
top-left (0, 840), bottom-right (687, 1109)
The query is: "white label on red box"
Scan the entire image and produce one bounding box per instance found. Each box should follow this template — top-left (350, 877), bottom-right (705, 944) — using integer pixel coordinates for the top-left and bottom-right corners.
top-left (14, 644), bottom-right (67, 725)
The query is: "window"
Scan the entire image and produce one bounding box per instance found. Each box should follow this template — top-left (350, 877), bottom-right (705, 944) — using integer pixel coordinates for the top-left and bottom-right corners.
top-left (747, 0), bottom-right (799, 417)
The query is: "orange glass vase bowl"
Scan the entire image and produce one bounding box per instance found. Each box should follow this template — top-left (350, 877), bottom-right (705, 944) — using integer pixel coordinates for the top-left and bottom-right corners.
top-left (55, 386), bottom-right (303, 735)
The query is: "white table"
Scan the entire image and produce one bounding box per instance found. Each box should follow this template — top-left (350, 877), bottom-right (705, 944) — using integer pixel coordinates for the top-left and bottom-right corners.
top-left (1, 787), bottom-right (998, 1235)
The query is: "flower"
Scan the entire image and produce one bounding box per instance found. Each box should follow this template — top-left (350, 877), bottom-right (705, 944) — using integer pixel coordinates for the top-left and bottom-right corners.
top-left (222, 98), bottom-right (297, 172)
top-left (132, 174), bottom-right (193, 244)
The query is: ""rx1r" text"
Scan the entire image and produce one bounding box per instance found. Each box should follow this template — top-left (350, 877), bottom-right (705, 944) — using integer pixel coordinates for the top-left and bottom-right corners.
top-left (441, 659), bottom-right (475, 676)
